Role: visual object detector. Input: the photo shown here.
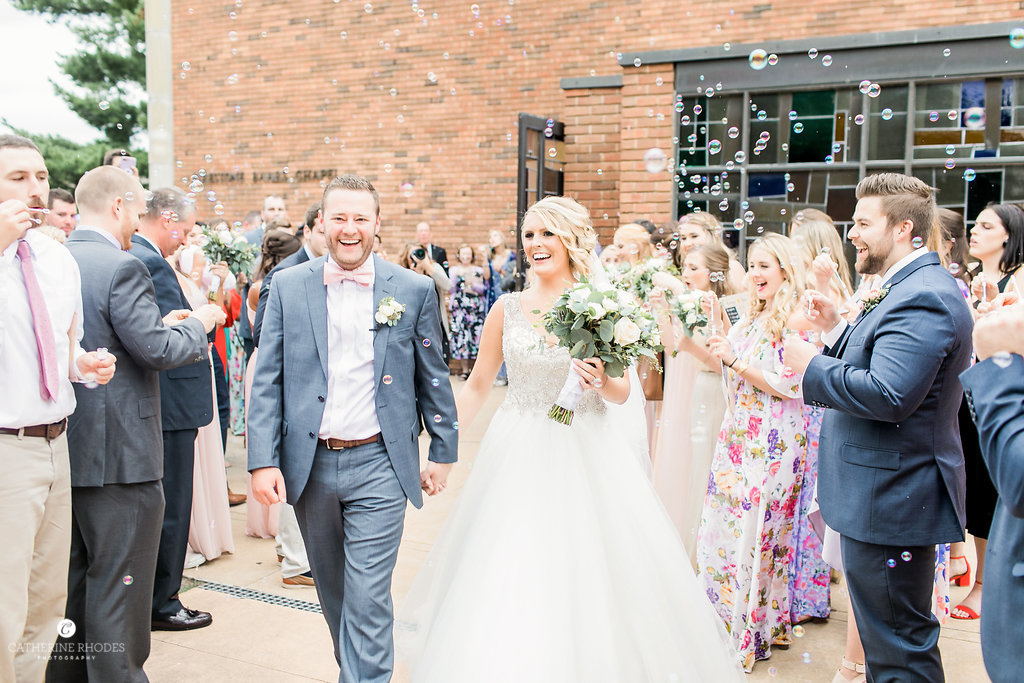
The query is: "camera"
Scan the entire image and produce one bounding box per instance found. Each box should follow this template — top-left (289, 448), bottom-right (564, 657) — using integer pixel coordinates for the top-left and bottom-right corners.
top-left (410, 247), bottom-right (427, 262)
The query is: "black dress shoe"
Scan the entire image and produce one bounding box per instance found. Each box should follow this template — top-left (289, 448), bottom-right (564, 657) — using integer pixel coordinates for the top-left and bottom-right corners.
top-left (151, 607), bottom-right (213, 631)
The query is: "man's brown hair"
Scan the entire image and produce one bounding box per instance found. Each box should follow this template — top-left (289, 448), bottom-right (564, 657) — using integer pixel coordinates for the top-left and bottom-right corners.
top-left (855, 173), bottom-right (936, 243)
top-left (321, 174), bottom-right (379, 217)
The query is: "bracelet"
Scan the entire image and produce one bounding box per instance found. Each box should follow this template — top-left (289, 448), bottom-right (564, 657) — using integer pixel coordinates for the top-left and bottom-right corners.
top-left (726, 358), bottom-right (737, 368)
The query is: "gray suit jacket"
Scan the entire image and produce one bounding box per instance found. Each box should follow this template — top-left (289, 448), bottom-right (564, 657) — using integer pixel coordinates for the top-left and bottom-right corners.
top-left (804, 252), bottom-right (973, 546)
top-left (961, 355), bottom-right (1024, 683)
top-left (247, 254), bottom-right (458, 507)
top-left (65, 230), bottom-right (209, 487)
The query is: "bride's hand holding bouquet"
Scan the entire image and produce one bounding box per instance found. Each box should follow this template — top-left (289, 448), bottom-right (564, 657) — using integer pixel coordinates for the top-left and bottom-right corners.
top-left (541, 280), bottom-right (662, 424)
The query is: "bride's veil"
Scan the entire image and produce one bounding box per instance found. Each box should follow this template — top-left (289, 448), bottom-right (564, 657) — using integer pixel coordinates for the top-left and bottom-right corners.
top-left (585, 252), bottom-right (654, 481)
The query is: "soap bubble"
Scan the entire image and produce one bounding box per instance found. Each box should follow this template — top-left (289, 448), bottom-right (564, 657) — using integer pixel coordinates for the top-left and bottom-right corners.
top-left (431, 378), bottom-right (440, 387)
top-left (807, 48), bottom-right (818, 59)
top-left (643, 148), bottom-right (668, 173)
top-left (963, 168), bottom-right (976, 182)
top-left (943, 47), bottom-right (951, 57)
top-left (767, 53), bottom-right (778, 66)
top-left (728, 126), bottom-right (739, 139)
top-left (945, 159), bottom-right (956, 170)
top-left (793, 122), bottom-right (804, 133)
top-left (859, 79), bottom-right (872, 94)
top-left (912, 236), bottom-right (924, 248)
top-left (948, 262), bottom-right (961, 275)
top-left (867, 83), bottom-right (881, 98)
top-left (881, 108), bottom-right (894, 120)
top-left (401, 182), bottom-right (415, 198)
top-left (433, 414), bottom-right (442, 423)
top-left (123, 575), bottom-right (134, 586)
top-left (901, 551), bottom-right (913, 562)
top-left (821, 54), bottom-right (833, 66)
top-left (382, 375), bottom-right (393, 385)
top-left (929, 111), bottom-right (940, 122)
top-left (964, 107), bottom-right (985, 129)
top-left (98, 100), bottom-right (110, 111)
top-left (708, 140), bottom-right (722, 154)
top-left (802, 653), bottom-right (813, 664)
top-left (854, 114), bottom-right (865, 125)
top-left (887, 558), bottom-right (897, 568)
top-left (748, 49), bottom-right (768, 70)
top-left (1010, 28), bottom-right (1024, 49)
top-left (422, 338), bottom-right (432, 347)
top-left (794, 625), bottom-right (805, 637)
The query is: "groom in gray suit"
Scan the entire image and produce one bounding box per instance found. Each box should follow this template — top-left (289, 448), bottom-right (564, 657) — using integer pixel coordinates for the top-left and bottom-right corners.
top-left (249, 174), bottom-right (458, 682)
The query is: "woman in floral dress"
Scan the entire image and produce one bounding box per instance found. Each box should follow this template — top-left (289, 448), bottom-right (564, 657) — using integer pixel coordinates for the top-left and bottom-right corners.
top-left (448, 244), bottom-right (489, 379)
top-left (697, 233), bottom-right (809, 672)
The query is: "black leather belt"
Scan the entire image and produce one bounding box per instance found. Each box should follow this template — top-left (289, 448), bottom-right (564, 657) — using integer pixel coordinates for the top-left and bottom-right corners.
top-left (0, 418), bottom-right (68, 441)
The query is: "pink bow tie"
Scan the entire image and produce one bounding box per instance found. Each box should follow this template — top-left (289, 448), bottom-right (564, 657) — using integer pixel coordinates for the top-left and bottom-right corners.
top-left (324, 260), bottom-right (373, 287)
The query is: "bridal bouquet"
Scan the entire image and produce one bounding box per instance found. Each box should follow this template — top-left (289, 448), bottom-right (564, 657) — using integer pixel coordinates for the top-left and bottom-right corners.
top-left (671, 290), bottom-right (709, 338)
top-left (541, 280), bottom-right (662, 425)
top-left (201, 226), bottom-right (258, 275)
top-left (613, 259), bottom-right (679, 302)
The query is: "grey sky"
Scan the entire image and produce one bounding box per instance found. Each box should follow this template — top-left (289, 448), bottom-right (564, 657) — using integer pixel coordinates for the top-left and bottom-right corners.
top-left (0, 0), bottom-right (104, 144)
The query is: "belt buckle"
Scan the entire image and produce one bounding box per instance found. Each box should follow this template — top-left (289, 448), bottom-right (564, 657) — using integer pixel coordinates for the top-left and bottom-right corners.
top-left (326, 439), bottom-right (344, 451)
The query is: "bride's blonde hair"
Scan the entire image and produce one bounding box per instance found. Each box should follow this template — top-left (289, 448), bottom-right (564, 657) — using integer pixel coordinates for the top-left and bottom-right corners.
top-left (522, 196), bottom-right (597, 280)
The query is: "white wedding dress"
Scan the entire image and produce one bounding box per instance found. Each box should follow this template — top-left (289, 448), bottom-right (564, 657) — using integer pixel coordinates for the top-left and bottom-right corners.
top-left (396, 293), bottom-right (743, 682)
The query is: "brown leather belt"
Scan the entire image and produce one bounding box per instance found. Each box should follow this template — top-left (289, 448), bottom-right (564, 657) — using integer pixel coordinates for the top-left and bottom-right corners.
top-left (0, 418), bottom-right (68, 441)
top-left (318, 433), bottom-right (382, 451)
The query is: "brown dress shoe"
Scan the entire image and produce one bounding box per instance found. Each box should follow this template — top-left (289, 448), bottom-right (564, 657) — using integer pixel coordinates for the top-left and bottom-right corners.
top-left (282, 571), bottom-right (315, 588)
top-left (227, 489), bottom-right (246, 506)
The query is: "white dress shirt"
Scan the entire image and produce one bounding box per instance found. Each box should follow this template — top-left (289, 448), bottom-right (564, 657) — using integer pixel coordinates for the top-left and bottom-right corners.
top-left (0, 229), bottom-right (87, 428)
top-left (318, 256), bottom-right (381, 440)
top-left (821, 247), bottom-right (930, 348)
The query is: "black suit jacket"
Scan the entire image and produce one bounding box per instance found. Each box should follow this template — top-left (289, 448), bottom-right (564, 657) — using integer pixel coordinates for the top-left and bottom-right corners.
top-left (65, 231), bottom-right (208, 486)
top-left (129, 234), bottom-right (214, 431)
top-left (252, 247), bottom-right (310, 346)
top-left (429, 244), bottom-right (448, 274)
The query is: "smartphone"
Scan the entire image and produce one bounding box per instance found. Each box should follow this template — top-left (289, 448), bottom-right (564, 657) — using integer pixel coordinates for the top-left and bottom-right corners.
top-left (118, 157), bottom-right (137, 173)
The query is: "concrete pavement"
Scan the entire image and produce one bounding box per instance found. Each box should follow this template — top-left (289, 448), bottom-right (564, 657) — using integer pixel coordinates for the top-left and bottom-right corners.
top-left (147, 382), bottom-right (988, 682)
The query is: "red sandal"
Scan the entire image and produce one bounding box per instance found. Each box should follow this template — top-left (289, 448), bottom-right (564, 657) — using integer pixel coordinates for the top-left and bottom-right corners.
top-left (949, 555), bottom-right (971, 587)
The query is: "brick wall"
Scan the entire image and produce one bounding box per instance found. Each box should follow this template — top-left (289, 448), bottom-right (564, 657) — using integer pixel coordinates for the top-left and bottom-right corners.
top-left (169, 0), bottom-right (1021, 252)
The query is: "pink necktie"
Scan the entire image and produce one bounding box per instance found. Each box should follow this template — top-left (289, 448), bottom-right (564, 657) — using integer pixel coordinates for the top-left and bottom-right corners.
top-left (324, 260), bottom-right (373, 287)
top-left (17, 240), bottom-right (60, 401)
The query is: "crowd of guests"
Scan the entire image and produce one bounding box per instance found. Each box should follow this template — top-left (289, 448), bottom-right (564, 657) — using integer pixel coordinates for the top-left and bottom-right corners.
top-left (603, 190), bottom-right (1023, 680)
top-left (4, 125), bottom-right (1024, 683)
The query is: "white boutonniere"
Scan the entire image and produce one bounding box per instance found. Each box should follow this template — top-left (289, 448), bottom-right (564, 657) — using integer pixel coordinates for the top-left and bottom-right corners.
top-left (860, 284), bottom-right (891, 316)
top-left (375, 297), bottom-right (405, 327)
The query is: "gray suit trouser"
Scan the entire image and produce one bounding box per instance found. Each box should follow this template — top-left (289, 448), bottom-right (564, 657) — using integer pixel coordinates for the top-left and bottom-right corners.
top-left (46, 481), bottom-right (164, 683)
top-left (294, 440), bottom-right (407, 683)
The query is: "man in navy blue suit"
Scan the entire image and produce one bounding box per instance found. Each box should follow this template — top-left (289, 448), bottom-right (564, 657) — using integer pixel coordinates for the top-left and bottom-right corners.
top-left (960, 304), bottom-right (1024, 683)
top-left (784, 174), bottom-right (973, 682)
top-left (131, 188), bottom-right (226, 631)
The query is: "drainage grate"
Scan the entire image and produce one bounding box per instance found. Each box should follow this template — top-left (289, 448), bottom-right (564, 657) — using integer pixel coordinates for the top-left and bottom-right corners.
top-left (189, 578), bottom-right (323, 614)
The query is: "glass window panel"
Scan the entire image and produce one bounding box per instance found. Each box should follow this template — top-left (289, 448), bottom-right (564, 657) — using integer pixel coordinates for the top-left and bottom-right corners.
top-left (868, 113), bottom-right (905, 160)
top-left (786, 171), bottom-right (811, 203)
top-left (543, 168), bottom-right (562, 195)
top-left (526, 167), bottom-right (537, 192)
top-left (825, 186), bottom-right (858, 223)
top-left (707, 96), bottom-right (730, 121)
top-left (750, 121), bottom-right (780, 164)
top-left (1004, 166), bottom-right (1024, 202)
top-left (789, 118), bottom-right (833, 163)
top-left (919, 82), bottom-right (958, 112)
top-left (960, 80), bottom-right (985, 110)
top-left (792, 90), bottom-right (836, 117)
top-left (749, 173), bottom-right (788, 198)
top-left (807, 172), bottom-right (828, 205)
top-left (873, 85), bottom-right (908, 112)
top-left (749, 93), bottom-right (781, 120)
top-left (934, 168), bottom-right (967, 207)
top-left (829, 169), bottom-right (861, 185)
top-left (966, 170), bottom-right (1003, 220)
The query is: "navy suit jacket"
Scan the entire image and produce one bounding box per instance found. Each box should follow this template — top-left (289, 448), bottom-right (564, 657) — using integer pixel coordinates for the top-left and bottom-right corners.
top-left (961, 355), bottom-right (1024, 683)
top-left (803, 252), bottom-right (973, 546)
top-left (246, 255), bottom-right (458, 507)
top-left (252, 246), bottom-right (310, 347)
top-left (130, 234), bottom-right (214, 431)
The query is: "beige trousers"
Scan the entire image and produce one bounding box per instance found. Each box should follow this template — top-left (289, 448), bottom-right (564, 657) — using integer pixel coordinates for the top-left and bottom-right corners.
top-left (0, 432), bottom-right (72, 683)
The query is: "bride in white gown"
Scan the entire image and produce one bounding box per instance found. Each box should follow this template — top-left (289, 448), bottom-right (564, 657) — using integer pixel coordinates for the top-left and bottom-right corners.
top-left (396, 197), bottom-right (743, 682)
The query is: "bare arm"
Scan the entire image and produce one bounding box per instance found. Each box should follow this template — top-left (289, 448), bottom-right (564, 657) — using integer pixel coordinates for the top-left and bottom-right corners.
top-left (455, 298), bottom-right (505, 430)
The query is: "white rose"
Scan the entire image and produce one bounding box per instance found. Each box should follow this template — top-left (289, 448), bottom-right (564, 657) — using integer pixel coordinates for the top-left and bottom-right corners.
top-left (375, 311), bottom-right (389, 324)
top-left (601, 297), bottom-right (619, 313)
top-left (685, 311), bottom-right (696, 325)
top-left (612, 318), bottom-right (642, 345)
top-left (218, 230), bottom-right (232, 243)
top-left (589, 302), bottom-right (606, 319)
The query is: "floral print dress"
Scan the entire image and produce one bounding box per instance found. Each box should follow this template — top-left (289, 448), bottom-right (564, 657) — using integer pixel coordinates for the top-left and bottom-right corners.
top-left (788, 404), bottom-right (831, 622)
top-left (695, 316), bottom-right (807, 673)
top-left (448, 266), bottom-right (488, 360)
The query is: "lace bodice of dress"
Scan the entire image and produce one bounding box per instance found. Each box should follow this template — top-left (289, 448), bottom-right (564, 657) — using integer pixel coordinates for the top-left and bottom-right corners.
top-left (500, 293), bottom-right (606, 417)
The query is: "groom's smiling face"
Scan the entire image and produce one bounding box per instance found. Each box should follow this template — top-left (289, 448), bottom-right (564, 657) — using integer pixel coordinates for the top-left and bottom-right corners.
top-left (322, 188), bottom-right (380, 270)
